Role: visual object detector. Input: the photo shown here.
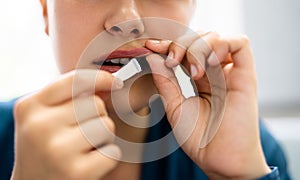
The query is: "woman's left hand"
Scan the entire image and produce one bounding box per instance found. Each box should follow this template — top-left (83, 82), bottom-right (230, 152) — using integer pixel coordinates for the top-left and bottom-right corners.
top-left (145, 32), bottom-right (271, 179)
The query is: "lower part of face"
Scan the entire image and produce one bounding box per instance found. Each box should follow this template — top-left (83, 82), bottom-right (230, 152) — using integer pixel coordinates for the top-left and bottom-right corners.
top-left (47, 0), bottom-right (195, 114)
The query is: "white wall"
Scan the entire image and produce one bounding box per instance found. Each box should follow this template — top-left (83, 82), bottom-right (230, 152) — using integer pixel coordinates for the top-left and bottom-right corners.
top-left (242, 1), bottom-right (300, 178)
top-left (243, 0), bottom-right (300, 117)
top-left (190, 0), bottom-right (244, 34)
top-left (0, 0), bottom-right (57, 101)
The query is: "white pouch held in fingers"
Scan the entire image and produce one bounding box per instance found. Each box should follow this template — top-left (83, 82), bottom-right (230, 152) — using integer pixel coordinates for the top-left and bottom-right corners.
top-left (112, 56), bottom-right (196, 99)
top-left (112, 58), bottom-right (142, 81)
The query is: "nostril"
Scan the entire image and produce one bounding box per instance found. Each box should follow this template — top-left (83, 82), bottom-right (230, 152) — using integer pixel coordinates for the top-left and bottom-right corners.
top-left (107, 23), bottom-right (144, 37)
top-left (111, 26), bottom-right (122, 33)
top-left (131, 29), bottom-right (140, 35)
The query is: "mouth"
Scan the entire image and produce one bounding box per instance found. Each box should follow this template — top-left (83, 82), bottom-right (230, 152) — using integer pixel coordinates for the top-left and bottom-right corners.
top-left (92, 48), bottom-right (153, 73)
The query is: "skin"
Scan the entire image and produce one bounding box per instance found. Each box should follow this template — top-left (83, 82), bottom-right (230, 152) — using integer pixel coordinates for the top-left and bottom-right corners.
top-left (12, 0), bottom-right (271, 179)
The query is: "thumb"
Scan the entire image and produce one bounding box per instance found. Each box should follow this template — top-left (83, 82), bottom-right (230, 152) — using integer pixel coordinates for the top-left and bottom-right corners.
top-left (146, 54), bottom-right (200, 146)
top-left (146, 54), bottom-right (184, 114)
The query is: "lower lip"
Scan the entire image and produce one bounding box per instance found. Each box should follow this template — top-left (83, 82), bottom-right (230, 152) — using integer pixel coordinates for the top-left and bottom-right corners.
top-left (100, 65), bottom-right (122, 73)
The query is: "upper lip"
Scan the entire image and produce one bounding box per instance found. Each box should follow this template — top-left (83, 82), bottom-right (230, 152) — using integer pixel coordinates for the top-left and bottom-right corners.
top-left (94, 48), bottom-right (153, 64)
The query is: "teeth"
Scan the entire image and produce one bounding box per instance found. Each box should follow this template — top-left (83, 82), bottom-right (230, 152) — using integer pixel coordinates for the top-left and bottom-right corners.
top-left (110, 59), bottom-right (120, 64)
top-left (102, 58), bottom-right (131, 65)
top-left (120, 58), bottom-right (130, 65)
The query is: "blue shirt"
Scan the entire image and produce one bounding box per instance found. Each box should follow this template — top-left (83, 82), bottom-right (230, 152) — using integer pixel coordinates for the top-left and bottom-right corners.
top-left (0, 99), bottom-right (291, 179)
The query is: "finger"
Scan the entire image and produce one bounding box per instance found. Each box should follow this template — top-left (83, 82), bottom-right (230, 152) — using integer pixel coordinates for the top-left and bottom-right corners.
top-left (166, 31), bottom-right (212, 68)
top-left (145, 39), bottom-right (171, 54)
top-left (79, 116), bottom-right (115, 149)
top-left (146, 39), bottom-right (189, 68)
top-left (43, 94), bottom-right (108, 126)
top-left (49, 127), bottom-right (93, 155)
top-left (73, 95), bottom-right (107, 124)
top-left (186, 37), bottom-right (211, 79)
top-left (166, 33), bottom-right (200, 68)
top-left (37, 69), bottom-right (124, 106)
top-left (57, 115), bottom-right (115, 155)
top-left (207, 37), bottom-right (230, 67)
top-left (224, 35), bottom-right (254, 69)
top-left (187, 32), bottom-right (230, 79)
top-left (64, 116), bottom-right (115, 153)
top-left (145, 54), bottom-right (184, 113)
top-left (83, 144), bottom-right (121, 179)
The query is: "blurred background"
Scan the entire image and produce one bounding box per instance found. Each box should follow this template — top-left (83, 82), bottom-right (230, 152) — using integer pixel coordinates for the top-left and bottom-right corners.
top-left (0, 0), bottom-right (299, 178)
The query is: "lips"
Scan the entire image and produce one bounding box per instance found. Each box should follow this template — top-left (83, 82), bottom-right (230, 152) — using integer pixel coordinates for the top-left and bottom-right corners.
top-left (105, 48), bottom-right (153, 59)
top-left (93, 48), bottom-right (153, 73)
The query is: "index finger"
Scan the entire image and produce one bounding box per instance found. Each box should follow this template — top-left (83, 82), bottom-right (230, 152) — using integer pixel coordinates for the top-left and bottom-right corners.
top-left (37, 69), bottom-right (124, 106)
top-left (224, 35), bottom-right (254, 69)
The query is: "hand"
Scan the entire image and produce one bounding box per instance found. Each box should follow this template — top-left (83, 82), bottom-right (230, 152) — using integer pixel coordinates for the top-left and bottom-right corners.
top-left (145, 32), bottom-right (271, 179)
top-left (12, 70), bottom-right (123, 179)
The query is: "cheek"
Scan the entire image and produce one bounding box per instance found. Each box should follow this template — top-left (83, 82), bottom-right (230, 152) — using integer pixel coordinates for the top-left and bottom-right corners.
top-left (48, 2), bottom-right (106, 73)
top-left (141, 2), bottom-right (195, 25)
top-left (164, 8), bottom-right (194, 25)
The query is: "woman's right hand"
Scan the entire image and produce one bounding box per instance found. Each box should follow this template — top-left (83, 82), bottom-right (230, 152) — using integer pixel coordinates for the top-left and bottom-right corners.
top-left (11, 69), bottom-right (123, 180)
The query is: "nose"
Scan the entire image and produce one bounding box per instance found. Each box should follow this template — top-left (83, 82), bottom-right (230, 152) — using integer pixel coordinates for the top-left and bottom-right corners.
top-left (104, 1), bottom-right (144, 38)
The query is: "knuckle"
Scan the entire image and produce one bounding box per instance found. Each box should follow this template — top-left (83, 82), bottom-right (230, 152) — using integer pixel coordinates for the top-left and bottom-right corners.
top-left (216, 37), bottom-right (227, 45)
top-left (208, 31), bottom-right (220, 38)
top-left (239, 34), bottom-right (250, 45)
top-left (14, 99), bottom-right (27, 120)
top-left (189, 38), bottom-right (211, 57)
top-left (14, 95), bottom-right (36, 122)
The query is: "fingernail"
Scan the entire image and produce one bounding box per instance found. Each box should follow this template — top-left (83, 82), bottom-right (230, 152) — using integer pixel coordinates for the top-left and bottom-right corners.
top-left (148, 39), bottom-right (161, 44)
top-left (190, 64), bottom-right (198, 78)
top-left (166, 51), bottom-right (174, 61)
top-left (113, 78), bottom-right (124, 89)
top-left (165, 51), bottom-right (178, 67)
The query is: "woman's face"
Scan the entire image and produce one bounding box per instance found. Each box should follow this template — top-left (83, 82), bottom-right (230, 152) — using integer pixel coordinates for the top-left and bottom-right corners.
top-left (42, 0), bottom-right (195, 113)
